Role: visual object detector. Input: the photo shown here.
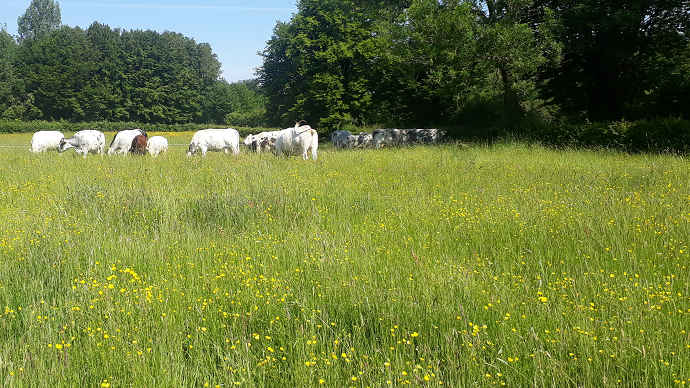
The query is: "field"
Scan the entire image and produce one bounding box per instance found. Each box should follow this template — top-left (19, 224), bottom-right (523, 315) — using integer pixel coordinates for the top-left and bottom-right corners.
top-left (0, 132), bottom-right (689, 387)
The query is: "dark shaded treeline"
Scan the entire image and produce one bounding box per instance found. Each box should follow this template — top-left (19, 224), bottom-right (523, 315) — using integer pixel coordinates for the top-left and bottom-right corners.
top-left (258, 0), bottom-right (690, 132)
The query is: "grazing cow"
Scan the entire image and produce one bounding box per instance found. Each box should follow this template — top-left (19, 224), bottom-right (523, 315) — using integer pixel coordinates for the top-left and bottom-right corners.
top-left (356, 132), bottom-right (373, 148)
top-left (30, 131), bottom-right (64, 153)
top-left (108, 129), bottom-right (147, 155)
top-left (408, 128), bottom-right (447, 144)
top-left (129, 134), bottom-right (148, 155)
top-left (146, 136), bottom-right (168, 157)
top-left (330, 130), bottom-right (353, 148)
top-left (273, 122), bottom-right (319, 160)
top-left (187, 128), bottom-right (240, 156)
top-left (342, 135), bottom-right (358, 148)
top-left (372, 128), bottom-right (412, 149)
top-left (58, 130), bottom-right (106, 157)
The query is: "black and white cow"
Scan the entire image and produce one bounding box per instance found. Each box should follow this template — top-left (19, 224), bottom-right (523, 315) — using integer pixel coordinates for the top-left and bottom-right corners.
top-left (409, 128), bottom-right (447, 144)
top-left (58, 130), bottom-right (106, 157)
top-left (244, 131), bottom-right (280, 153)
top-left (330, 130), bottom-right (353, 148)
top-left (356, 132), bottom-right (373, 148)
top-left (372, 128), bottom-right (412, 149)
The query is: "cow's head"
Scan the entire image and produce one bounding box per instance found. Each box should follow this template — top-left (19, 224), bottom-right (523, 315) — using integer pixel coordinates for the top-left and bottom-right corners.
top-left (243, 135), bottom-right (255, 147)
top-left (57, 139), bottom-right (68, 153)
top-left (186, 142), bottom-right (198, 156)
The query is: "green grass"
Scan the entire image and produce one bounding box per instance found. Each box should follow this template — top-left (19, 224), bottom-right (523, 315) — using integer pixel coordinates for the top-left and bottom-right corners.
top-left (0, 134), bottom-right (688, 387)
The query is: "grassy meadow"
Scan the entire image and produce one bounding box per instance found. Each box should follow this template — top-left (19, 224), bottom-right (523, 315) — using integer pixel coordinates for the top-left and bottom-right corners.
top-left (0, 132), bottom-right (689, 387)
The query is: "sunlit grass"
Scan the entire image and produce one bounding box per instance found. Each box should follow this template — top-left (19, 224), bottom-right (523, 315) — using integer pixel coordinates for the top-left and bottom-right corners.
top-left (0, 134), bottom-right (688, 387)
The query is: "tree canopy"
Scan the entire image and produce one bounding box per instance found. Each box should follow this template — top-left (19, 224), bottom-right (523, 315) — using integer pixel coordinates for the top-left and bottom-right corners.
top-left (1, 19), bottom-right (264, 125)
top-left (17, 0), bottom-right (62, 43)
top-left (1, 0), bottom-right (690, 134)
top-left (258, 0), bottom-right (690, 130)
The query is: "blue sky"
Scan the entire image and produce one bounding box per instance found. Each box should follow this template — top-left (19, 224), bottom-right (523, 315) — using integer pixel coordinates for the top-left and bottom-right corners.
top-left (1, 0), bottom-right (298, 82)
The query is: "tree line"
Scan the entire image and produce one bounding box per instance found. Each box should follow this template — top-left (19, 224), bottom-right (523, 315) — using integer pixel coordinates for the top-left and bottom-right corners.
top-left (1, 0), bottom-right (266, 126)
top-left (259, 0), bottom-right (690, 132)
top-left (2, 0), bottom-right (690, 143)
top-left (0, 22), bottom-right (265, 126)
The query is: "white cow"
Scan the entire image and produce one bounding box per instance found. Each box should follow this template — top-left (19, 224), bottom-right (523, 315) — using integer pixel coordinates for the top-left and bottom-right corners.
top-left (30, 131), bottom-right (64, 153)
top-left (146, 136), bottom-right (168, 157)
top-left (58, 130), bottom-right (106, 157)
top-left (187, 128), bottom-right (240, 156)
top-left (273, 123), bottom-right (319, 160)
top-left (330, 130), bottom-right (353, 148)
top-left (108, 129), bottom-right (147, 155)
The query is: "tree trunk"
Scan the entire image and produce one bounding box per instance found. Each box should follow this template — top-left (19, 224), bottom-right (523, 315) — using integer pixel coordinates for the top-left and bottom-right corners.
top-left (499, 65), bottom-right (520, 121)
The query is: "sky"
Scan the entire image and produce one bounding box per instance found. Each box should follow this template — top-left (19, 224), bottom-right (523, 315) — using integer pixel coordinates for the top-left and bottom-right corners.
top-left (0, 0), bottom-right (298, 82)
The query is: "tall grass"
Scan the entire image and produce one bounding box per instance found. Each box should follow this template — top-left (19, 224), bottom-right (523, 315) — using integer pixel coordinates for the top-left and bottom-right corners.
top-left (0, 135), bottom-right (688, 387)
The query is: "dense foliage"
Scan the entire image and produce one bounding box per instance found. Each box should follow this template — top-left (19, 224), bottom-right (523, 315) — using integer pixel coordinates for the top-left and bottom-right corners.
top-left (2, 0), bottom-right (690, 146)
top-left (14, 23), bottom-right (262, 124)
top-left (0, 0), bottom-right (266, 126)
top-left (258, 0), bottom-right (690, 132)
top-left (16, 0), bottom-right (61, 43)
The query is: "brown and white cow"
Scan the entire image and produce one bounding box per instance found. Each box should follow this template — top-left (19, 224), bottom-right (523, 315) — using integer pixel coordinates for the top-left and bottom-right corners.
top-left (109, 129), bottom-right (147, 155)
top-left (129, 134), bottom-right (148, 155)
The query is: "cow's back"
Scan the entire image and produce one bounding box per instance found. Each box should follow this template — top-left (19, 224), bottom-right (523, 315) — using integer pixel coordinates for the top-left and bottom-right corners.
top-left (130, 134), bottom-right (148, 155)
top-left (190, 128), bottom-right (239, 155)
top-left (31, 131), bottom-right (64, 152)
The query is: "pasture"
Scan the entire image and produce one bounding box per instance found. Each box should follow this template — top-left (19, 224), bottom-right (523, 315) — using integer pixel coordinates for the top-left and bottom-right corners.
top-left (0, 132), bottom-right (688, 387)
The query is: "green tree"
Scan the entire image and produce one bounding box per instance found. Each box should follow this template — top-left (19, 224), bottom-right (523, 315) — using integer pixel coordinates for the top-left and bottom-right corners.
top-left (647, 42), bottom-right (690, 119)
top-left (474, 0), bottom-right (562, 121)
top-left (0, 25), bottom-right (33, 119)
top-left (393, 0), bottom-right (484, 125)
top-left (259, 0), bottom-right (386, 129)
top-left (18, 26), bottom-right (94, 120)
top-left (119, 29), bottom-right (222, 124)
top-left (397, 0), bottom-right (561, 125)
top-left (17, 0), bottom-right (62, 43)
top-left (539, 0), bottom-right (690, 121)
top-left (202, 79), bottom-right (267, 126)
top-left (83, 22), bottom-right (129, 121)
top-left (17, 23), bottom-right (225, 123)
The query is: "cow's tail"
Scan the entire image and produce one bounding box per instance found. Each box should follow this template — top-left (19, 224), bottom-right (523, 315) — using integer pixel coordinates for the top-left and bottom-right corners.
top-left (309, 128), bottom-right (319, 160)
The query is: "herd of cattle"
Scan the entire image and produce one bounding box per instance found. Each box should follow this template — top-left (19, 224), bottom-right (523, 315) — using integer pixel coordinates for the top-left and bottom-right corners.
top-left (329, 128), bottom-right (447, 149)
top-left (28, 123), bottom-right (447, 159)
